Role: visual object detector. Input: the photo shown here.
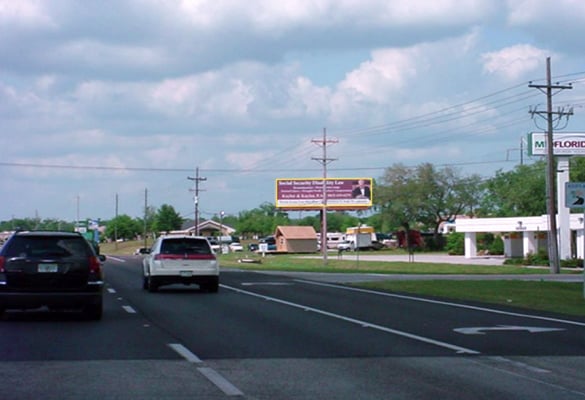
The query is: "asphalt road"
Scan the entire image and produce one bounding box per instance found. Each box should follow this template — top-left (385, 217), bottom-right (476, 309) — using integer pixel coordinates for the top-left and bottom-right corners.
top-left (1, 255), bottom-right (585, 399)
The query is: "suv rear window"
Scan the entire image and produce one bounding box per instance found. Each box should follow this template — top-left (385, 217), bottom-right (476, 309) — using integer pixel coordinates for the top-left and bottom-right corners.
top-left (3, 236), bottom-right (93, 258)
top-left (160, 238), bottom-right (212, 255)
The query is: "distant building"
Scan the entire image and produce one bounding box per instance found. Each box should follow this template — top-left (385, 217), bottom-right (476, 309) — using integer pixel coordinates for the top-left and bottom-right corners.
top-left (274, 226), bottom-right (318, 253)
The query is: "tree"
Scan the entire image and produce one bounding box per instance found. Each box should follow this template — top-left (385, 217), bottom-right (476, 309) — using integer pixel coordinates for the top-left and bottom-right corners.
top-left (104, 214), bottom-right (140, 241)
top-left (478, 161), bottom-right (546, 217)
top-left (152, 204), bottom-right (183, 234)
top-left (236, 202), bottom-right (290, 238)
top-left (570, 157), bottom-right (585, 182)
top-left (375, 163), bottom-right (483, 235)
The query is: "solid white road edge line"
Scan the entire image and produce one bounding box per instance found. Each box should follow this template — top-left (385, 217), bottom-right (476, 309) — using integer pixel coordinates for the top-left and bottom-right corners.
top-left (296, 279), bottom-right (585, 328)
top-left (220, 284), bottom-right (479, 355)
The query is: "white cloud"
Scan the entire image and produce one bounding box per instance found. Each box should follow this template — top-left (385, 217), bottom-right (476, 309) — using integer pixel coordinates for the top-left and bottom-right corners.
top-left (0, 0), bottom-right (54, 27)
top-left (3, 0), bottom-right (585, 220)
top-left (339, 48), bottom-right (420, 102)
top-left (481, 44), bottom-right (550, 81)
top-left (507, 0), bottom-right (585, 25)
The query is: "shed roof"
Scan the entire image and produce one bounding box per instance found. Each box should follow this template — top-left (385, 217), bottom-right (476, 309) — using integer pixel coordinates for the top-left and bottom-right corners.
top-left (275, 225), bottom-right (317, 239)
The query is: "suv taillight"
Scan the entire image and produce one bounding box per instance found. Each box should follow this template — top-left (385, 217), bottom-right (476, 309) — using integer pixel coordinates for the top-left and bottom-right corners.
top-left (89, 256), bottom-right (101, 274)
top-left (0, 256), bottom-right (4, 272)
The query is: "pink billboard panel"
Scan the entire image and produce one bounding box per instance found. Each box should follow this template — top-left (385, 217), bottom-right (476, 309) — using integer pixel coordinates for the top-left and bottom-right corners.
top-left (275, 178), bottom-right (373, 210)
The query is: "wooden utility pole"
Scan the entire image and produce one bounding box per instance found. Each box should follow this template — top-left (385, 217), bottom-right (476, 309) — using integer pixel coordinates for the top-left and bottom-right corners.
top-left (143, 188), bottom-right (148, 249)
top-left (311, 128), bottom-right (338, 266)
top-left (188, 167), bottom-right (206, 235)
top-left (529, 57), bottom-right (572, 274)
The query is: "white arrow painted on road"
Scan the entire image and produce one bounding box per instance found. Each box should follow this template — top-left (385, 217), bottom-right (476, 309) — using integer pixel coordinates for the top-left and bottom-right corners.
top-left (454, 325), bottom-right (565, 335)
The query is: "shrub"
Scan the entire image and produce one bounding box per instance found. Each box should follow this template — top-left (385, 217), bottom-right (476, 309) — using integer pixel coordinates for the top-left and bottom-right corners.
top-left (445, 232), bottom-right (464, 255)
top-left (488, 235), bottom-right (504, 255)
top-left (561, 258), bottom-right (584, 268)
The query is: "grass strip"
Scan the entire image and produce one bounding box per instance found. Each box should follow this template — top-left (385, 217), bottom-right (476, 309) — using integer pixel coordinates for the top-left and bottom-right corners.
top-left (355, 280), bottom-right (585, 317)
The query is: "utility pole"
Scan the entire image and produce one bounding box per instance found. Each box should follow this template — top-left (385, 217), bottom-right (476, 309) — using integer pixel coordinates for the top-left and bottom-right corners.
top-left (529, 57), bottom-right (573, 274)
top-left (114, 193), bottom-right (119, 250)
top-left (311, 128), bottom-right (338, 266)
top-left (143, 188), bottom-right (148, 249)
top-left (187, 167), bottom-right (207, 236)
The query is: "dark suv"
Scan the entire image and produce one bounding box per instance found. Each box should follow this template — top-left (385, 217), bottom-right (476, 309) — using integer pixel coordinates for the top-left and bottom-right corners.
top-left (0, 231), bottom-right (106, 320)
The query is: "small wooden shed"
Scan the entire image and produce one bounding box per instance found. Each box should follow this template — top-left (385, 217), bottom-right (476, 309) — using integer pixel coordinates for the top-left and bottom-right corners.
top-left (274, 226), bottom-right (318, 253)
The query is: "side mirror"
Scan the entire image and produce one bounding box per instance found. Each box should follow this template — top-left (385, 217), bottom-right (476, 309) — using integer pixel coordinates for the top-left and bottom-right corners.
top-left (99, 255), bottom-right (107, 262)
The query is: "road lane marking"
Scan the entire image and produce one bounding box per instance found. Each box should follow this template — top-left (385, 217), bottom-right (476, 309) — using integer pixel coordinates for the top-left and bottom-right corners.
top-left (169, 344), bottom-right (244, 396)
top-left (454, 326), bottom-right (565, 335)
top-left (105, 256), bottom-right (126, 262)
top-left (241, 282), bottom-right (294, 286)
top-left (168, 343), bottom-right (202, 363)
top-left (221, 284), bottom-right (479, 355)
top-left (297, 279), bottom-right (585, 328)
top-left (197, 367), bottom-right (244, 396)
top-left (122, 305), bottom-right (136, 314)
top-left (487, 356), bottom-right (551, 373)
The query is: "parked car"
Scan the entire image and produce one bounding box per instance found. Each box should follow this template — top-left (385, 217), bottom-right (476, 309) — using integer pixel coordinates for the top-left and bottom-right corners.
top-left (134, 247), bottom-right (150, 255)
top-left (337, 240), bottom-right (353, 251)
top-left (228, 242), bottom-right (243, 252)
top-left (142, 235), bottom-right (219, 293)
top-left (207, 238), bottom-right (220, 252)
top-left (259, 236), bottom-right (277, 251)
top-left (248, 243), bottom-right (259, 252)
top-left (0, 230), bottom-right (106, 320)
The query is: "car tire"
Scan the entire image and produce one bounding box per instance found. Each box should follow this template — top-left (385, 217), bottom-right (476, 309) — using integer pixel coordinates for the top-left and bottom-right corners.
top-left (203, 277), bottom-right (219, 293)
top-left (147, 276), bottom-right (159, 292)
top-left (84, 302), bottom-right (103, 321)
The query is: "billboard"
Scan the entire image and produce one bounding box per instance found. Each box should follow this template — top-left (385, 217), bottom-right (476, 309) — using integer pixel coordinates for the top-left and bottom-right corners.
top-left (275, 178), bottom-right (373, 210)
top-left (529, 132), bottom-right (585, 156)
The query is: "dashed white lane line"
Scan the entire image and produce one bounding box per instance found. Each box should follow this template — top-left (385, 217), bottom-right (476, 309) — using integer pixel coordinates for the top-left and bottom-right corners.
top-left (122, 305), bottom-right (136, 314)
top-left (168, 343), bottom-right (202, 363)
top-left (168, 343), bottom-right (244, 396)
top-left (197, 367), bottom-right (244, 396)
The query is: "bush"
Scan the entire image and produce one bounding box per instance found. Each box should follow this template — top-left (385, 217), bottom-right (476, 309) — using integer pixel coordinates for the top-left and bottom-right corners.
top-left (445, 232), bottom-right (464, 255)
top-left (523, 250), bottom-right (549, 266)
top-left (561, 258), bottom-right (584, 268)
top-left (488, 235), bottom-right (504, 255)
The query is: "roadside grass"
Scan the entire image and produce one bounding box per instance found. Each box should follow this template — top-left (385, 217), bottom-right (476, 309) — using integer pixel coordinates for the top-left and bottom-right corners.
top-left (356, 280), bottom-right (585, 317)
top-left (100, 240), bottom-right (151, 255)
top-left (216, 251), bottom-right (565, 275)
top-left (101, 240), bottom-right (585, 316)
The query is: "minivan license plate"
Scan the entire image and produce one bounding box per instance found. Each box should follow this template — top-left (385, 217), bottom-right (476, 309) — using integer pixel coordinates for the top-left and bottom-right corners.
top-left (38, 263), bottom-right (58, 273)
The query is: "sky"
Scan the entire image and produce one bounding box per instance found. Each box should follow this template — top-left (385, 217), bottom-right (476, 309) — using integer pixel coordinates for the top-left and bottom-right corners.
top-left (3, 0), bottom-right (585, 223)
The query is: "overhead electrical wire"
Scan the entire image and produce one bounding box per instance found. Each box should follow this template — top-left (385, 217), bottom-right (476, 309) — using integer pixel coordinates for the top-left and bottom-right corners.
top-left (5, 72), bottom-right (585, 176)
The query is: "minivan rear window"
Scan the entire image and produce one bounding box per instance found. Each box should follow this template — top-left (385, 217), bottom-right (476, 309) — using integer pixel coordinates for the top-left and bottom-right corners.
top-left (4, 236), bottom-right (91, 258)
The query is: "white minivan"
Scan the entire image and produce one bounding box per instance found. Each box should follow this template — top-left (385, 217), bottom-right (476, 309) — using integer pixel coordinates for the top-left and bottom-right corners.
top-left (142, 235), bottom-right (219, 293)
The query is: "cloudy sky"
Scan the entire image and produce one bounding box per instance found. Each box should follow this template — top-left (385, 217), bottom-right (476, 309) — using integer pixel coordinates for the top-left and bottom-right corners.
top-left (2, 0), bottom-right (585, 223)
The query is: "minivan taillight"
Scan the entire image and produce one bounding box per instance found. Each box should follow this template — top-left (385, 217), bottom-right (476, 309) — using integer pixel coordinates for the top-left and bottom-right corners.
top-left (0, 256), bottom-right (5, 272)
top-left (89, 256), bottom-right (101, 274)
